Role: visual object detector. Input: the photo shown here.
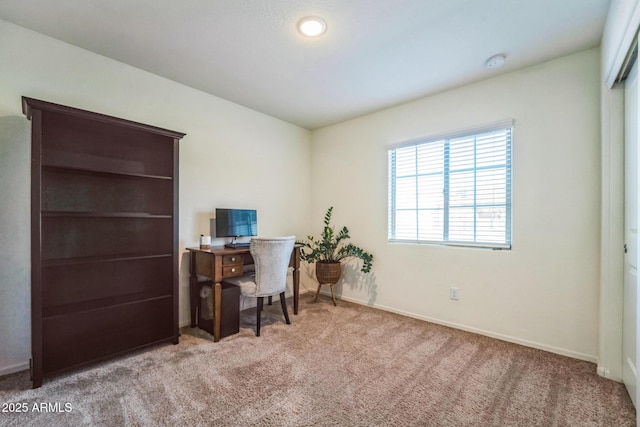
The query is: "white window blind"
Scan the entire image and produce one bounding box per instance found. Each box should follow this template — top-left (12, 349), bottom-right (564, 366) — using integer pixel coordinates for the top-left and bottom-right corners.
top-left (388, 120), bottom-right (512, 249)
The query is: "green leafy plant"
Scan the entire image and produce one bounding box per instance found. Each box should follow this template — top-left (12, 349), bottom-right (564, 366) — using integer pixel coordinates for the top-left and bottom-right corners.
top-left (297, 207), bottom-right (373, 273)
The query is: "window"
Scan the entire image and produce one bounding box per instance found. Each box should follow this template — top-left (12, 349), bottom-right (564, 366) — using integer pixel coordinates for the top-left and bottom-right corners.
top-left (388, 120), bottom-right (512, 249)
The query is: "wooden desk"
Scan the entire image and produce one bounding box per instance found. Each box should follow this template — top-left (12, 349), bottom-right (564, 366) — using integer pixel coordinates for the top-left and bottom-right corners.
top-left (186, 245), bottom-right (301, 341)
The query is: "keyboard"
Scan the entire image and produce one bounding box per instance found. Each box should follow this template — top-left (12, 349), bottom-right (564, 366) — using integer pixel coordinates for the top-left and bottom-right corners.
top-left (225, 242), bottom-right (250, 249)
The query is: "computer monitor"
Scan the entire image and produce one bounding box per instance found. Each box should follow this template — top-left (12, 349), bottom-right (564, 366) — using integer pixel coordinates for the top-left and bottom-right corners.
top-left (215, 208), bottom-right (257, 246)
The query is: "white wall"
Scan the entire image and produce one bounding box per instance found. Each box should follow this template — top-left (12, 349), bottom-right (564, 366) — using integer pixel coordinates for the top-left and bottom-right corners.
top-left (0, 19), bottom-right (312, 375)
top-left (310, 48), bottom-right (601, 361)
top-left (0, 116), bottom-right (31, 376)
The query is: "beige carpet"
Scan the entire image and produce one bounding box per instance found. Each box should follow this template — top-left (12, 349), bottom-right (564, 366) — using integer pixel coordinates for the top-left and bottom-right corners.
top-left (0, 294), bottom-right (635, 426)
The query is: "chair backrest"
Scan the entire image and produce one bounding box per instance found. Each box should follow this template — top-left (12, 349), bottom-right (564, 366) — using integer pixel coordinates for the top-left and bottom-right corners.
top-left (250, 236), bottom-right (296, 297)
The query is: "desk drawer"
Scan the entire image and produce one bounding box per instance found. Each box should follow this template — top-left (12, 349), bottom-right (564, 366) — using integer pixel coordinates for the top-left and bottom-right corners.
top-left (222, 254), bottom-right (243, 278)
top-left (223, 255), bottom-right (242, 265)
top-left (222, 264), bottom-right (243, 277)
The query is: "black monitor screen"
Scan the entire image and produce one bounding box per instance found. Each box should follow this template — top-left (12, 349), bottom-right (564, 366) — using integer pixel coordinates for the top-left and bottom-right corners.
top-left (215, 208), bottom-right (257, 237)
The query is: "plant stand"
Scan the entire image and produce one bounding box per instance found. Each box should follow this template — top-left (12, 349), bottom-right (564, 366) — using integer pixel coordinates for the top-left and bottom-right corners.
top-left (314, 262), bottom-right (342, 306)
top-left (314, 282), bottom-right (338, 306)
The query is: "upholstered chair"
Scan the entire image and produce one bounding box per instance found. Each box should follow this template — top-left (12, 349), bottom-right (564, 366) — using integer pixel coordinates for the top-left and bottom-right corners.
top-left (222, 236), bottom-right (295, 336)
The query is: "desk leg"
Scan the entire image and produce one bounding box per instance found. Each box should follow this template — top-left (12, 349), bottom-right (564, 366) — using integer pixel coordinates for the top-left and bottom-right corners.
top-left (213, 282), bottom-right (222, 342)
top-left (189, 271), bottom-right (198, 328)
top-left (293, 264), bottom-right (300, 315)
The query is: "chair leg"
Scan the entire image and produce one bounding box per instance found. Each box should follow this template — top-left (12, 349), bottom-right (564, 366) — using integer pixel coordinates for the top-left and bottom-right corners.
top-left (268, 296), bottom-right (273, 305)
top-left (280, 292), bottom-right (291, 324)
top-left (330, 284), bottom-right (337, 306)
top-left (256, 297), bottom-right (263, 337)
top-left (314, 283), bottom-right (322, 302)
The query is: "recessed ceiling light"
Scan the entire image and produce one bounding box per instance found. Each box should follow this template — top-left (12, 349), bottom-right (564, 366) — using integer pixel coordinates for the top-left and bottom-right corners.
top-left (485, 54), bottom-right (506, 69)
top-left (298, 17), bottom-right (327, 37)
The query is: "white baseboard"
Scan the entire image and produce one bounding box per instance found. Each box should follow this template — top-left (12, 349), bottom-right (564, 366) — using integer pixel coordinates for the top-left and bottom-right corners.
top-left (597, 365), bottom-right (614, 379)
top-left (0, 361), bottom-right (29, 377)
top-left (326, 292), bottom-right (598, 364)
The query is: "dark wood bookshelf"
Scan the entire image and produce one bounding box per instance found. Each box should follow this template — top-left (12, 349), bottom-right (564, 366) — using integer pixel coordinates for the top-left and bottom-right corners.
top-left (24, 97), bottom-right (185, 388)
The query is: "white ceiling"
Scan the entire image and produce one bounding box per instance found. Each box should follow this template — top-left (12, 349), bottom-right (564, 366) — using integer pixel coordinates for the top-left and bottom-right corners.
top-left (0, 0), bottom-right (611, 129)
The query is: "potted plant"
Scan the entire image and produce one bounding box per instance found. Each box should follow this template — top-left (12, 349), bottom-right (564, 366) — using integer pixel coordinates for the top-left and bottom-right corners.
top-left (297, 207), bottom-right (373, 304)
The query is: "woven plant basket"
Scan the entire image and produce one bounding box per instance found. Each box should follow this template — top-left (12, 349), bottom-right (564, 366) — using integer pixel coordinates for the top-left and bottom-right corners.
top-left (315, 261), bottom-right (342, 285)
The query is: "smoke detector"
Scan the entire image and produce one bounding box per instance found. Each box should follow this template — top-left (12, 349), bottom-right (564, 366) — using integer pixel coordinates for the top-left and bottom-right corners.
top-left (485, 54), bottom-right (506, 69)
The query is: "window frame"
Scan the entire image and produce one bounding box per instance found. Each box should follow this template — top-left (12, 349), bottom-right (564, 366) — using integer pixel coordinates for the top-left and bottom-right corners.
top-left (387, 119), bottom-right (513, 250)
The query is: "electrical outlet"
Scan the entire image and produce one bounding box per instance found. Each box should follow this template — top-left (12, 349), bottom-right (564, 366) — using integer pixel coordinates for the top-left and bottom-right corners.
top-left (449, 287), bottom-right (460, 301)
